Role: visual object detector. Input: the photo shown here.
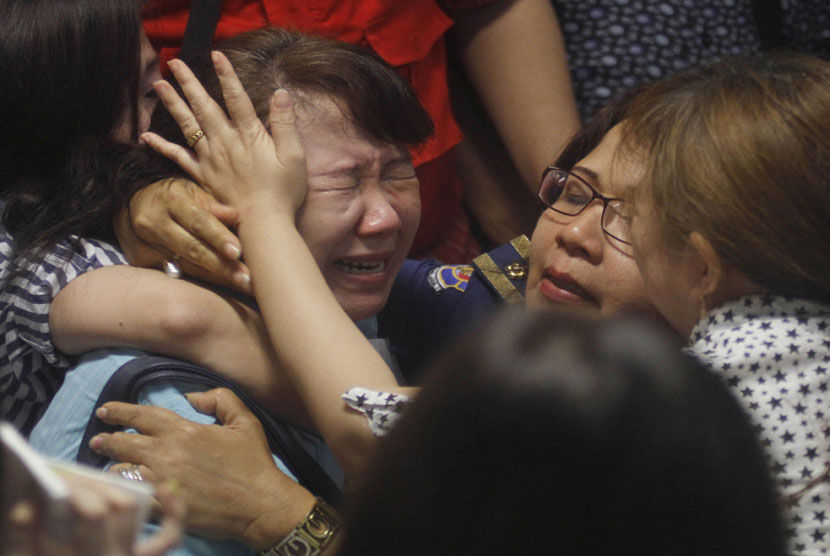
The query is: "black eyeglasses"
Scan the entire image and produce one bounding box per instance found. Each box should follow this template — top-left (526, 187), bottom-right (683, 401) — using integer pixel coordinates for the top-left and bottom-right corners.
top-left (537, 166), bottom-right (632, 246)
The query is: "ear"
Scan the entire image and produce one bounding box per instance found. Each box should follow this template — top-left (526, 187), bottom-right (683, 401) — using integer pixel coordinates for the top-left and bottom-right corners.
top-left (687, 232), bottom-right (724, 303)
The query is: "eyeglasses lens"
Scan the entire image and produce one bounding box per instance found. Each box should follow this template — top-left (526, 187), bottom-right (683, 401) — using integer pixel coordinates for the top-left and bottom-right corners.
top-left (539, 168), bottom-right (631, 247)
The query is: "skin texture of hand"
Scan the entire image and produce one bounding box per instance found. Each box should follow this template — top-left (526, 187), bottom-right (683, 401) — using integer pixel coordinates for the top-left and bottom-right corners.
top-left (140, 52), bottom-right (307, 221)
top-left (89, 389), bottom-right (315, 552)
top-left (2, 472), bottom-right (183, 556)
top-left (113, 178), bottom-right (252, 294)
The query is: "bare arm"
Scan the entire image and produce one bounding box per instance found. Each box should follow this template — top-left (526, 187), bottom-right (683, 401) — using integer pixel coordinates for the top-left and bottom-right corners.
top-left (449, 0), bottom-right (580, 191)
top-left (49, 265), bottom-right (311, 429)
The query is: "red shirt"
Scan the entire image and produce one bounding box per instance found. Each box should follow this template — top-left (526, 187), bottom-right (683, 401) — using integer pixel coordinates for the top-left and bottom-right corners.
top-left (143, 0), bottom-right (475, 258)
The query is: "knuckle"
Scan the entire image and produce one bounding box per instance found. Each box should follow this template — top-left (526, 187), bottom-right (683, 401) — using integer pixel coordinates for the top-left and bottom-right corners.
top-left (188, 97), bottom-right (211, 116)
top-left (222, 87), bottom-right (243, 106)
top-left (132, 211), bottom-right (156, 235)
top-left (183, 240), bottom-right (206, 261)
top-left (109, 430), bottom-right (132, 445)
top-left (178, 421), bottom-right (200, 438)
top-left (214, 387), bottom-right (234, 400)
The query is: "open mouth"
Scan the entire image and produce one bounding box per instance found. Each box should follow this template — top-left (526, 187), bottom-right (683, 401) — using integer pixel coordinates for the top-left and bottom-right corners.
top-left (334, 259), bottom-right (387, 274)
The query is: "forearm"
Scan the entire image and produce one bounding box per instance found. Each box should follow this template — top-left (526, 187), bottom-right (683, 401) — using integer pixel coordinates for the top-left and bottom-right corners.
top-left (50, 266), bottom-right (311, 428)
top-left (238, 203), bottom-right (412, 479)
top-left (451, 0), bottom-right (580, 190)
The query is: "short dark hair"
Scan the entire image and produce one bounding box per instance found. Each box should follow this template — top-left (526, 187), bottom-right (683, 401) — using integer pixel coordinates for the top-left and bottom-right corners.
top-left (0, 0), bottom-right (143, 273)
top-left (118, 27), bottom-right (434, 201)
top-left (339, 308), bottom-right (786, 555)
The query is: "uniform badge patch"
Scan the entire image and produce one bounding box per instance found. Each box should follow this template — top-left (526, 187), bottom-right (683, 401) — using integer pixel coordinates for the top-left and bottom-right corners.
top-left (428, 265), bottom-right (474, 293)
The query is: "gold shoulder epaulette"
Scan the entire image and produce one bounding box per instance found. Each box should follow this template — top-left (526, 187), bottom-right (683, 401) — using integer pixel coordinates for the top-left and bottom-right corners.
top-left (472, 235), bottom-right (530, 305)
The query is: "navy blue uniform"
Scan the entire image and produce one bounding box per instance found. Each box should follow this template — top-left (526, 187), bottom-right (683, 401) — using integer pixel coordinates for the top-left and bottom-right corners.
top-left (378, 236), bottom-right (530, 382)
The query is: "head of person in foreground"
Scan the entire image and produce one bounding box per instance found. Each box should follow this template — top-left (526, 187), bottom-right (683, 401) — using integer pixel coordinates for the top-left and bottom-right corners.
top-left (338, 308), bottom-right (786, 555)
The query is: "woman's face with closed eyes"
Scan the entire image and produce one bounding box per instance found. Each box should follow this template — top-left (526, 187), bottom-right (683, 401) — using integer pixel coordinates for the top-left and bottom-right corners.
top-left (294, 96), bottom-right (421, 322)
top-left (525, 125), bottom-right (657, 318)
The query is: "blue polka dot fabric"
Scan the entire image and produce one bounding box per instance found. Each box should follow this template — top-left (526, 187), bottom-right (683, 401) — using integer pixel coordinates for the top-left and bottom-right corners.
top-left (552, 0), bottom-right (763, 119)
top-left (780, 0), bottom-right (830, 54)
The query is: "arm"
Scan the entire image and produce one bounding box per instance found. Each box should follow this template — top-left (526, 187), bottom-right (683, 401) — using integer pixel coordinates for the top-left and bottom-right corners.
top-left (449, 0), bottom-right (580, 191)
top-left (49, 265), bottom-right (311, 429)
top-left (142, 53), bottom-right (413, 479)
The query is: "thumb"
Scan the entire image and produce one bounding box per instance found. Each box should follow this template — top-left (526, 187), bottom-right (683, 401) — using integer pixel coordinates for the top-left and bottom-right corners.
top-left (185, 388), bottom-right (256, 427)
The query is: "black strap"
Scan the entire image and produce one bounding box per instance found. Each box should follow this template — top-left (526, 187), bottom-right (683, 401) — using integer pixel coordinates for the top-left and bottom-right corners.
top-left (77, 355), bottom-right (340, 503)
top-left (179, 0), bottom-right (224, 63)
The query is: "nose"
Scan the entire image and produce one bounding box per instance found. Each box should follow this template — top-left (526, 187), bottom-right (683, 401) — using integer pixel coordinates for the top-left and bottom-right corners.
top-left (553, 202), bottom-right (604, 262)
top-left (356, 186), bottom-right (402, 236)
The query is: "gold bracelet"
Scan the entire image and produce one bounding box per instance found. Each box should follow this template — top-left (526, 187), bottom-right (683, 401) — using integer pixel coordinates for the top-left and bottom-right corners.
top-left (260, 497), bottom-right (342, 556)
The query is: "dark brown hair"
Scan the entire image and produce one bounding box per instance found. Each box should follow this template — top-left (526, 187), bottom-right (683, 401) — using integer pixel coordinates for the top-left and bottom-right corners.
top-left (118, 27), bottom-right (433, 199)
top-left (0, 0), bottom-right (143, 275)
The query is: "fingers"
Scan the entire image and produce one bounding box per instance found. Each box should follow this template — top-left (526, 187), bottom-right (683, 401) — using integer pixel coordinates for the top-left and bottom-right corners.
top-left (185, 388), bottom-right (257, 427)
top-left (165, 59), bottom-right (224, 139)
top-left (134, 484), bottom-right (184, 556)
top-left (108, 463), bottom-right (157, 487)
top-left (165, 190), bottom-right (241, 261)
top-left (269, 89), bottom-right (306, 173)
top-left (94, 402), bottom-right (180, 436)
top-left (134, 202), bottom-right (248, 288)
top-left (211, 51), bottom-right (260, 135)
top-left (141, 130), bottom-right (200, 180)
top-left (127, 178), bottom-right (250, 290)
top-left (89, 430), bottom-right (156, 469)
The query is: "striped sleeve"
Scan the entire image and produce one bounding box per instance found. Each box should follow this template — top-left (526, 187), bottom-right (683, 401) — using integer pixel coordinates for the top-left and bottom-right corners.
top-left (0, 231), bottom-right (127, 434)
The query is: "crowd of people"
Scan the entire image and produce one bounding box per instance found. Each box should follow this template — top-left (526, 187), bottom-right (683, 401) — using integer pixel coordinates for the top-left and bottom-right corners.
top-left (1, 0), bottom-right (829, 554)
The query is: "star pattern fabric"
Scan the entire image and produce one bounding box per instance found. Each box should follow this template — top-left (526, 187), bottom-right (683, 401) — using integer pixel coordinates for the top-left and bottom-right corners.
top-left (342, 387), bottom-right (413, 436)
top-left (689, 295), bottom-right (830, 554)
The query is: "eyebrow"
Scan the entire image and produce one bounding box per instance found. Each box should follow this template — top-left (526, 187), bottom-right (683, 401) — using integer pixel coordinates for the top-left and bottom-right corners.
top-left (570, 165), bottom-right (599, 183)
top-left (383, 154), bottom-right (414, 169)
top-left (571, 164), bottom-right (626, 199)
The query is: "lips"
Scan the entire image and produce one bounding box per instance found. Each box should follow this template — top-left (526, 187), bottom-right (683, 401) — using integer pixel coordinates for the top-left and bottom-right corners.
top-left (334, 259), bottom-right (387, 274)
top-left (539, 267), bottom-right (597, 304)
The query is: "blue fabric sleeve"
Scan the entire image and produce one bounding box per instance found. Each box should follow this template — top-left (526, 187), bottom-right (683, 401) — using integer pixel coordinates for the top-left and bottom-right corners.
top-left (378, 258), bottom-right (499, 381)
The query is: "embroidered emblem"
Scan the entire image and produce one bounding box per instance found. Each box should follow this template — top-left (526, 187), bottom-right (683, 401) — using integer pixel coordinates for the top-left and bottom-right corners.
top-left (428, 265), bottom-right (474, 293)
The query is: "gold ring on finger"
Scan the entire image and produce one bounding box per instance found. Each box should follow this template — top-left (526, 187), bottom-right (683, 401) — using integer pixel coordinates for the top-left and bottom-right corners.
top-left (186, 129), bottom-right (204, 147)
